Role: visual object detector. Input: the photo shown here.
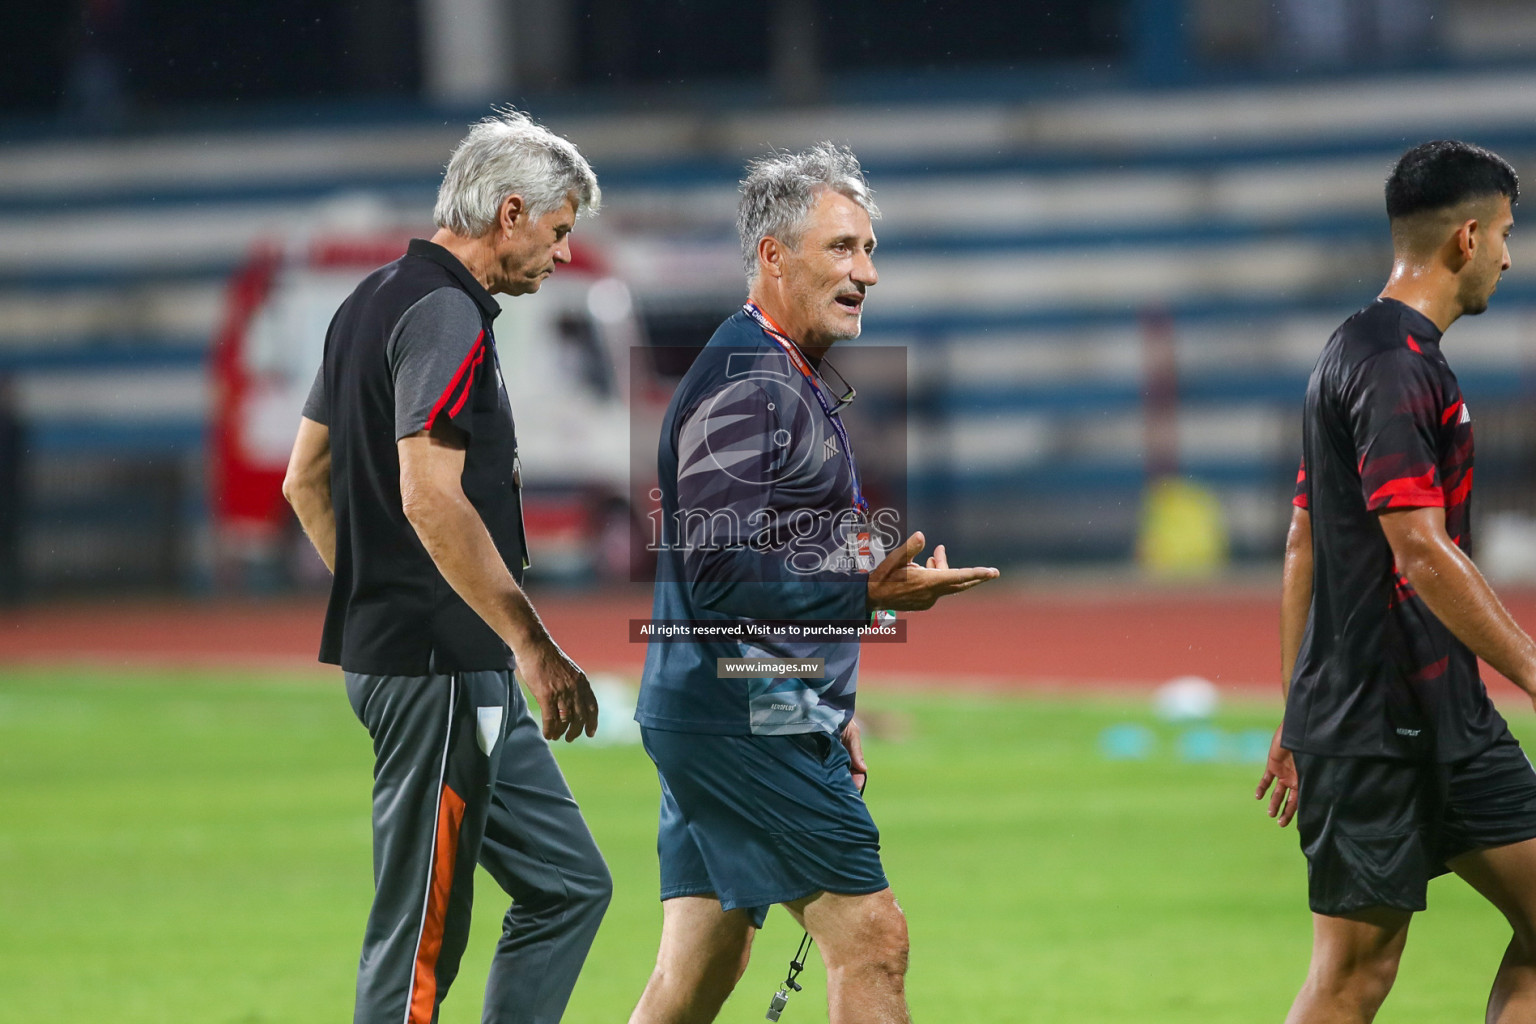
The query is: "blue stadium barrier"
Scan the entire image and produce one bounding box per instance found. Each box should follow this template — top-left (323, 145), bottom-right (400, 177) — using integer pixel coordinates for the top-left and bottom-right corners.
top-left (0, 342), bottom-right (205, 371)
top-left (29, 420), bottom-right (205, 455)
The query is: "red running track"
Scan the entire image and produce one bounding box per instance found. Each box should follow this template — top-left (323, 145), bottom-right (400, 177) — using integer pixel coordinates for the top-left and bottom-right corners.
top-left (2, 581), bottom-right (1532, 700)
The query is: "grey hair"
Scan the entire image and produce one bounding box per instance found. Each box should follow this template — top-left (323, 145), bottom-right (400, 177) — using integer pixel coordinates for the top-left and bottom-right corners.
top-left (736, 142), bottom-right (880, 278)
top-left (433, 108), bottom-right (601, 236)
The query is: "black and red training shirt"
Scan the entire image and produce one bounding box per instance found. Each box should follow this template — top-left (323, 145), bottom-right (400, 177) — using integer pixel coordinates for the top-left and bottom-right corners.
top-left (1285, 297), bottom-right (1509, 762)
top-left (302, 239), bottom-right (527, 675)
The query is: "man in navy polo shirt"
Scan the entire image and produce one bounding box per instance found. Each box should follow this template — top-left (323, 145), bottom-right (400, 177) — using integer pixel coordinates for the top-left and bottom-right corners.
top-left (629, 143), bottom-right (1000, 1024)
top-left (283, 109), bottom-right (610, 1024)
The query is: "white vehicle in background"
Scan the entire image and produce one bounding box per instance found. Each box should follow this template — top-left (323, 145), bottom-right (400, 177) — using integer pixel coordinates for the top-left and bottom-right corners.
top-left (212, 231), bottom-right (656, 585)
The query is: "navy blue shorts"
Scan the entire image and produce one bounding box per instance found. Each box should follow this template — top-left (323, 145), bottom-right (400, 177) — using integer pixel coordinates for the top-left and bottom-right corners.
top-left (641, 726), bottom-right (888, 928)
top-left (1296, 732), bottom-right (1536, 916)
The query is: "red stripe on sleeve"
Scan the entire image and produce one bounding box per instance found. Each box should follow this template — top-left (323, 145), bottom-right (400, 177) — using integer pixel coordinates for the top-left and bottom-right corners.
top-left (1292, 462), bottom-right (1309, 509)
top-left (446, 348), bottom-right (485, 419)
top-left (424, 330), bottom-right (486, 432)
top-left (1445, 468), bottom-right (1473, 508)
top-left (1441, 399), bottom-right (1464, 425)
top-left (1367, 469), bottom-right (1443, 509)
top-left (1405, 334), bottom-right (1423, 354)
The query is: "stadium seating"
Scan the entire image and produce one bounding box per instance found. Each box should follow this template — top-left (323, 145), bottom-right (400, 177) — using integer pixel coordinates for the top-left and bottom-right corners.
top-left (5, 68), bottom-right (1536, 586)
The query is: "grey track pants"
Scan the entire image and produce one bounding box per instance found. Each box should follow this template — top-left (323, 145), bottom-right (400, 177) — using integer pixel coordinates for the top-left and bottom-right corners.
top-left (344, 670), bottom-right (612, 1024)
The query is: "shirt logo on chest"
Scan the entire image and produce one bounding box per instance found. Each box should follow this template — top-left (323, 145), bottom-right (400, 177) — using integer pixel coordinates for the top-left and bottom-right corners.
top-left (823, 435), bottom-right (839, 463)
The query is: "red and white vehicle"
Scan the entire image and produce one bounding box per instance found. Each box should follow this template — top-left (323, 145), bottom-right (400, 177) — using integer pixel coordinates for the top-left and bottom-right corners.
top-left (210, 231), bottom-right (657, 584)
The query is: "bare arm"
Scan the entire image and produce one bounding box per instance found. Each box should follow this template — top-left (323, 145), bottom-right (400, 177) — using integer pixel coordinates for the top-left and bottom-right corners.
top-left (1278, 506), bottom-right (1313, 701)
top-left (282, 416), bottom-right (336, 573)
top-left (398, 430), bottom-right (598, 741)
top-left (1258, 505), bottom-right (1311, 827)
top-left (1379, 505), bottom-right (1536, 703)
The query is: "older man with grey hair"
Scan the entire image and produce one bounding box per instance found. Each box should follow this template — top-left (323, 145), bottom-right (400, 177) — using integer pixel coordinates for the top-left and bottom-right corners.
top-left (283, 108), bottom-right (610, 1024)
top-left (629, 142), bottom-right (999, 1024)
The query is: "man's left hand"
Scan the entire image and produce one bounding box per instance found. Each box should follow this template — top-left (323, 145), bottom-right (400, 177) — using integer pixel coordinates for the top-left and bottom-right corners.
top-left (866, 532), bottom-right (998, 613)
top-left (1255, 724), bottom-right (1298, 827)
top-left (519, 638), bottom-right (600, 742)
top-left (842, 718), bottom-right (869, 792)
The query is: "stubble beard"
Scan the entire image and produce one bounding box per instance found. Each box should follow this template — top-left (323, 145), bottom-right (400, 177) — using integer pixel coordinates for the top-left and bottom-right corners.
top-left (1452, 257), bottom-right (1497, 317)
top-left (822, 301), bottom-right (863, 343)
top-left (1464, 274), bottom-right (1498, 317)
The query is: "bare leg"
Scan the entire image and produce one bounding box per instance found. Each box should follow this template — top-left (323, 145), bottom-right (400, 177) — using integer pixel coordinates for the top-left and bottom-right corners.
top-left (1284, 906), bottom-right (1411, 1024)
top-left (629, 896), bottom-right (755, 1024)
top-left (1449, 837), bottom-right (1536, 1024)
top-left (785, 888), bottom-right (910, 1024)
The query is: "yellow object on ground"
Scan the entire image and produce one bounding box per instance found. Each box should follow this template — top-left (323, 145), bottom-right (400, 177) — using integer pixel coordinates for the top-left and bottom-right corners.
top-left (1137, 475), bottom-right (1229, 577)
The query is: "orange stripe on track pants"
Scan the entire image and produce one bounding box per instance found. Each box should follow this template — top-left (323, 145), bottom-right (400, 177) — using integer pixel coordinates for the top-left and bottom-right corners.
top-left (410, 784), bottom-right (467, 1024)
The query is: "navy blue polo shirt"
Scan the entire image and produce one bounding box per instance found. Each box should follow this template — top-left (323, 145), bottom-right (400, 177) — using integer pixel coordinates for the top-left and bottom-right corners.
top-left (636, 310), bottom-right (874, 736)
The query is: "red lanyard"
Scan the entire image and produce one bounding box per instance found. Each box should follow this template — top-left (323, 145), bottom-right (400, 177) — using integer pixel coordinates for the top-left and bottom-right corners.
top-left (741, 302), bottom-right (868, 519)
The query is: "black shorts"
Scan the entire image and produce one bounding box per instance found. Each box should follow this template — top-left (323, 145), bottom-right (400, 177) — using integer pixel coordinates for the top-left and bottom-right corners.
top-left (1295, 733), bottom-right (1536, 916)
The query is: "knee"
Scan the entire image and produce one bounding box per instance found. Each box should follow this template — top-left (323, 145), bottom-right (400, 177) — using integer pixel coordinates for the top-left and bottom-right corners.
top-left (1360, 954), bottom-right (1400, 1000)
top-left (1500, 895), bottom-right (1536, 959)
top-left (532, 853), bottom-right (611, 930)
top-left (1312, 947), bottom-right (1400, 1008)
top-left (693, 924), bottom-right (753, 984)
top-left (575, 858), bottom-right (614, 919)
top-left (709, 930), bottom-right (756, 997)
top-left (648, 929), bottom-right (752, 1008)
top-left (827, 899), bottom-right (909, 982)
top-left (591, 858), bottom-right (615, 905)
top-left (869, 908), bottom-right (911, 980)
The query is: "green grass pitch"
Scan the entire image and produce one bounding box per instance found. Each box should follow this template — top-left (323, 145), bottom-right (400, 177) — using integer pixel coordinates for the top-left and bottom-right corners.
top-left (0, 667), bottom-right (1524, 1022)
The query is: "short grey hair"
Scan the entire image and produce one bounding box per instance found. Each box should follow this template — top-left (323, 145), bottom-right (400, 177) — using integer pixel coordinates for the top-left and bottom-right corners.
top-left (736, 142), bottom-right (880, 278)
top-left (433, 108), bottom-right (601, 236)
